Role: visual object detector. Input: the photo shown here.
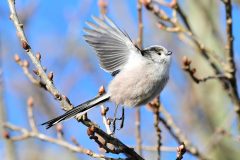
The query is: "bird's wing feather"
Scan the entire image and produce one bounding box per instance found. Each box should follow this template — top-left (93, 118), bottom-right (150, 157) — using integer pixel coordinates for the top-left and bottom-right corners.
top-left (83, 16), bottom-right (141, 73)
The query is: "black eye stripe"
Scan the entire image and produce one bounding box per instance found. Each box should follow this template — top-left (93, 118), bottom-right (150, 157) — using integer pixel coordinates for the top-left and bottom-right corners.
top-left (150, 48), bottom-right (156, 52)
top-left (151, 48), bottom-right (163, 52)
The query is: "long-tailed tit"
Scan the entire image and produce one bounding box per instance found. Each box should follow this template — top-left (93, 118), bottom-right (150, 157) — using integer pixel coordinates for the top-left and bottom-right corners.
top-left (42, 16), bottom-right (172, 129)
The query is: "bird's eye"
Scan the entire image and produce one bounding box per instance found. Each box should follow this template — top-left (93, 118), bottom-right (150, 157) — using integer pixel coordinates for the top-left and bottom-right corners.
top-left (157, 52), bottom-right (161, 55)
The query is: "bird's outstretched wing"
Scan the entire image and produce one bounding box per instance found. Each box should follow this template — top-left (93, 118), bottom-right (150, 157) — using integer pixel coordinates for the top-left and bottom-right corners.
top-left (83, 16), bottom-right (141, 74)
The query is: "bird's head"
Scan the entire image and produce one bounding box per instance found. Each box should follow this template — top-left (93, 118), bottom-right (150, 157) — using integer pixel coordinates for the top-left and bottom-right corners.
top-left (142, 45), bottom-right (172, 66)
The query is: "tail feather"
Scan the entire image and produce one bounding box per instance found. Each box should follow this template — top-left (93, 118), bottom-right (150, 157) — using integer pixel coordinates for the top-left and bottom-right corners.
top-left (42, 93), bottom-right (110, 129)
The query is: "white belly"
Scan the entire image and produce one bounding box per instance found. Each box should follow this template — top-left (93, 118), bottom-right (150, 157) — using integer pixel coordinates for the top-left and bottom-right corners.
top-left (108, 61), bottom-right (169, 107)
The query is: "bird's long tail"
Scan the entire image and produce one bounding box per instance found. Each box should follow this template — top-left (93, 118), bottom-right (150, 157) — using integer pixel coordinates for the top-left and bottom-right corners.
top-left (42, 93), bottom-right (110, 129)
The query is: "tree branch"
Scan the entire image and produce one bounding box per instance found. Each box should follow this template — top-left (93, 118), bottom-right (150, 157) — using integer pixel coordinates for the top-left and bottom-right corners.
top-left (159, 105), bottom-right (207, 160)
top-left (148, 97), bottom-right (162, 160)
top-left (143, 0), bottom-right (240, 126)
top-left (136, 0), bottom-right (144, 156)
top-left (3, 97), bottom-right (118, 159)
top-left (182, 56), bottom-right (228, 84)
top-left (4, 122), bottom-right (119, 159)
top-left (222, 0), bottom-right (240, 122)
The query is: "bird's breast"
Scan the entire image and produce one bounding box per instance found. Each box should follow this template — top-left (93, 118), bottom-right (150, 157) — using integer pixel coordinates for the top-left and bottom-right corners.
top-left (108, 61), bottom-right (169, 107)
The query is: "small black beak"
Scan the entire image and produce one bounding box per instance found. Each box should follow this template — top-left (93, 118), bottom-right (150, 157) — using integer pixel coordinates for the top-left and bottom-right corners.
top-left (166, 51), bottom-right (172, 55)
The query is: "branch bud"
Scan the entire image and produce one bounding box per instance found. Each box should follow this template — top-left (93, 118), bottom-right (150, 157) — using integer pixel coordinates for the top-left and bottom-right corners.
top-left (56, 123), bottom-right (63, 133)
top-left (101, 107), bottom-right (109, 116)
top-left (2, 131), bottom-right (10, 139)
top-left (54, 93), bottom-right (62, 100)
top-left (43, 67), bottom-right (47, 72)
top-left (62, 95), bottom-right (71, 105)
top-left (23, 60), bottom-right (29, 68)
top-left (36, 52), bottom-right (41, 61)
top-left (33, 69), bottom-right (39, 75)
top-left (98, 85), bottom-right (105, 95)
top-left (141, 0), bottom-right (151, 6)
top-left (191, 68), bottom-right (196, 74)
top-left (87, 125), bottom-right (95, 136)
top-left (107, 118), bottom-right (111, 125)
top-left (21, 40), bottom-right (31, 51)
top-left (27, 97), bottom-right (34, 108)
top-left (48, 72), bottom-right (53, 81)
top-left (14, 54), bottom-right (21, 62)
top-left (86, 149), bottom-right (93, 156)
top-left (169, 0), bottom-right (177, 8)
top-left (182, 56), bottom-right (191, 66)
top-left (98, 0), bottom-right (107, 9)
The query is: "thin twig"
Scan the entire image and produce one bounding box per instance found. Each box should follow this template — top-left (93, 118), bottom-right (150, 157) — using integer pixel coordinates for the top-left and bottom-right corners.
top-left (136, 0), bottom-right (143, 156)
top-left (135, 107), bottom-right (142, 155)
top-left (222, 0), bottom-right (240, 122)
top-left (98, 86), bottom-right (112, 134)
top-left (0, 53), bottom-right (16, 160)
top-left (56, 124), bottom-right (64, 140)
top-left (101, 104), bottom-right (112, 134)
top-left (159, 106), bottom-right (207, 160)
top-left (14, 54), bottom-right (47, 90)
top-left (182, 56), bottom-right (228, 84)
top-left (4, 122), bottom-right (117, 159)
top-left (27, 97), bottom-right (38, 132)
top-left (222, 0), bottom-right (235, 75)
top-left (152, 97), bottom-right (162, 160)
top-left (8, 0), bottom-right (72, 110)
top-left (141, 145), bottom-right (176, 152)
top-left (147, 100), bottom-right (207, 159)
top-left (98, 0), bottom-right (108, 15)
top-left (148, 97), bottom-right (162, 160)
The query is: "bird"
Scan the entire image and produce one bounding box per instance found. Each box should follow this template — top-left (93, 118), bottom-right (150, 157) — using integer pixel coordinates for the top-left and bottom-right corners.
top-left (42, 16), bottom-right (172, 129)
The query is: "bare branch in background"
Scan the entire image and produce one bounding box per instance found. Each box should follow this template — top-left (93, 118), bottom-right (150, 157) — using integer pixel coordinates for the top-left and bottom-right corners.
top-left (148, 97), bottom-right (162, 160)
top-left (141, 145), bottom-right (176, 152)
top-left (147, 103), bottom-right (208, 160)
top-left (0, 50), bottom-right (16, 160)
top-left (135, 0), bottom-right (144, 156)
top-left (182, 56), bottom-right (227, 84)
top-left (143, 0), bottom-right (240, 126)
top-left (14, 54), bottom-right (47, 90)
top-left (3, 98), bottom-right (117, 160)
top-left (221, 0), bottom-right (240, 121)
top-left (98, 0), bottom-right (108, 15)
top-left (146, 96), bottom-right (207, 159)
